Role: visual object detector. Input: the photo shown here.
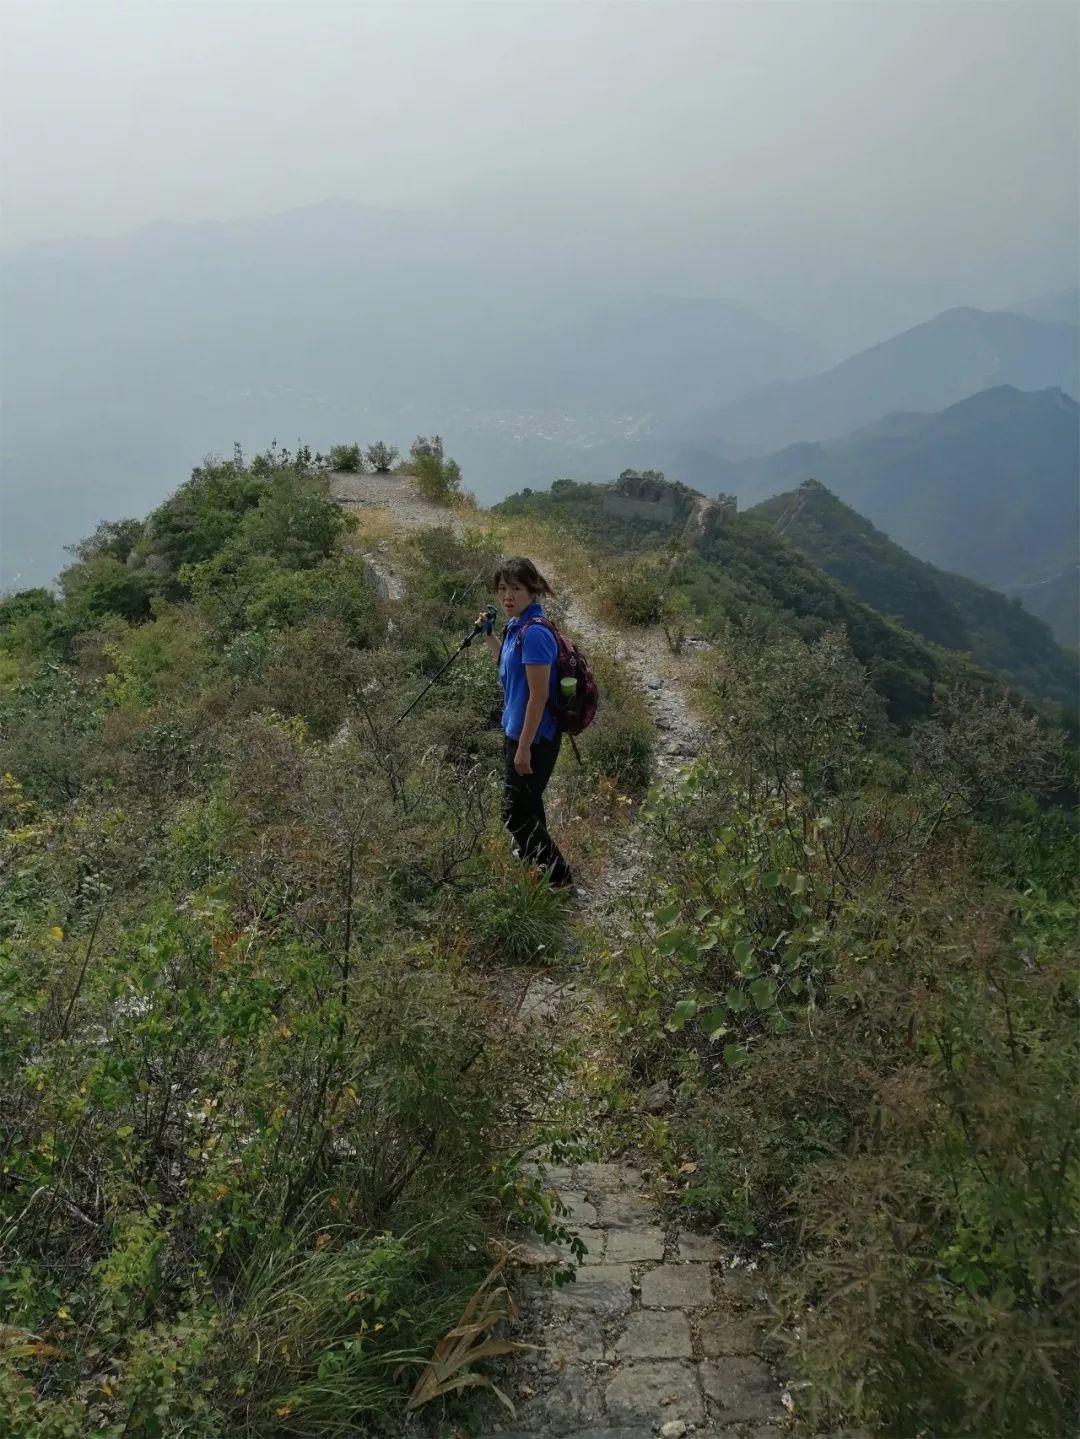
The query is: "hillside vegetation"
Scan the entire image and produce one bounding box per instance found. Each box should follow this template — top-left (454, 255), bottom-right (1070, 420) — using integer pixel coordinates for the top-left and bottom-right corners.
top-left (750, 480), bottom-right (1078, 708)
top-left (498, 476), bottom-right (1008, 729)
top-left (0, 448), bottom-right (655, 1436)
top-left (2, 454), bottom-right (1077, 1438)
top-left (651, 387), bottom-right (1080, 630)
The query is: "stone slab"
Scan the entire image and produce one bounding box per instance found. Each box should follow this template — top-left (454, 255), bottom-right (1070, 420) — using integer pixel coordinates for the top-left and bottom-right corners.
top-left (697, 1309), bottom-right (770, 1356)
top-left (542, 1311), bottom-right (605, 1365)
top-left (563, 1431), bottom-right (657, 1439)
top-left (551, 1264), bottom-right (634, 1317)
top-left (577, 1231), bottom-right (605, 1265)
top-left (604, 1359), bottom-right (705, 1426)
top-left (718, 1260), bottom-right (764, 1303)
top-left (558, 1192), bottom-right (600, 1227)
top-left (673, 1230), bottom-right (723, 1263)
top-left (640, 1263), bottom-right (714, 1309)
top-left (593, 1189), bottom-right (656, 1226)
top-left (528, 1165), bottom-right (576, 1190)
top-left (613, 1310), bottom-right (694, 1360)
top-left (514, 1363), bottom-right (605, 1432)
top-left (699, 1355), bottom-right (786, 1425)
top-left (574, 1162), bottom-right (627, 1195)
top-left (605, 1227), bottom-right (665, 1263)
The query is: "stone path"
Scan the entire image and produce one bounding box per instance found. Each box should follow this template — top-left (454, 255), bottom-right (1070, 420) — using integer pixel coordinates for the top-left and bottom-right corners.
top-left (329, 472), bottom-right (864, 1437)
top-left (488, 1161), bottom-right (792, 1439)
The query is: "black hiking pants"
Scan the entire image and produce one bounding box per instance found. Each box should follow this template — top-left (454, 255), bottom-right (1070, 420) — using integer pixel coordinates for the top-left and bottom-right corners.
top-left (502, 735), bottom-right (573, 886)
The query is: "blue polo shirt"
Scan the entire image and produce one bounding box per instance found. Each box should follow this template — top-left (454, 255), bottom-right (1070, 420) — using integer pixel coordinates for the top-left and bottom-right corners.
top-left (499, 602), bottom-right (559, 742)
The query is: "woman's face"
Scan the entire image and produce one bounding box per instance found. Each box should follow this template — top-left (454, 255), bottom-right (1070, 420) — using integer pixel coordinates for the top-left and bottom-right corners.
top-left (496, 578), bottom-right (533, 617)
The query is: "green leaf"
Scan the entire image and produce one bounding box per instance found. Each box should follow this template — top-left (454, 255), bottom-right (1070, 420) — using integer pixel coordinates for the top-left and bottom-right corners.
top-left (733, 938), bottom-right (754, 968)
top-left (667, 997), bottom-right (698, 1031)
top-left (723, 1043), bottom-right (751, 1069)
top-left (676, 937), bottom-right (699, 965)
top-left (725, 985), bottom-right (749, 1012)
top-left (763, 869), bottom-right (781, 889)
top-left (750, 978), bottom-right (777, 1011)
top-left (698, 1006), bottom-right (728, 1040)
top-left (789, 872), bottom-right (808, 896)
top-left (656, 929), bottom-right (683, 955)
top-left (655, 903), bottom-right (680, 927)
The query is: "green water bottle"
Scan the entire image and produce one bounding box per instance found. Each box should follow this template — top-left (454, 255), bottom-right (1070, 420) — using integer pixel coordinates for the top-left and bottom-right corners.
top-left (559, 676), bottom-right (578, 700)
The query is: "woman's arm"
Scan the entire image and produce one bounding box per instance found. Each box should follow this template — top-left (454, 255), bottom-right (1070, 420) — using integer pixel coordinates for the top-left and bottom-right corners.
top-left (514, 664), bottom-right (551, 774)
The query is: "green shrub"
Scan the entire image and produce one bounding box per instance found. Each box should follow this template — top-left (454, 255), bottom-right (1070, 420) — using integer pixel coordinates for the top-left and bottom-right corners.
top-left (594, 558), bottom-right (665, 626)
top-left (147, 455), bottom-right (263, 580)
top-left (463, 862), bottom-right (570, 965)
top-left (236, 469), bottom-right (349, 568)
top-left (580, 645), bottom-right (655, 790)
top-left (610, 623), bottom-right (1079, 1437)
top-left (56, 553), bottom-right (156, 633)
top-left (366, 441), bottom-right (399, 473)
top-left (409, 435), bottom-right (464, 505)
top-left (584, 713), bottom-right (654, 789)
top-left (330, 442), bottom-right (363, 472)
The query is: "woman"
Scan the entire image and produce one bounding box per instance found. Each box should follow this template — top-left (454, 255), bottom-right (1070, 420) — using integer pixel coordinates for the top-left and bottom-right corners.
top-left (479, 557), bottom-right (574, 890)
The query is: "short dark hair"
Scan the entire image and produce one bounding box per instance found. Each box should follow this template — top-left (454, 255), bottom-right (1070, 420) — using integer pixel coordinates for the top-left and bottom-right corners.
top-left (493, 556), bottom-right (555, 598)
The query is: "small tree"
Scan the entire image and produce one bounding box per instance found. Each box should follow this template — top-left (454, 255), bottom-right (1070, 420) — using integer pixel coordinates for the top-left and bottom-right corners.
top-left (329, 443), bottom-right (363, 473)
top-left (366, 442), bottom-right (399, 473)
top-left (65, 517), bottom-right (144, 565)
top-left (409, 435), bottom-right (463, 505)
top-left (410, 435), bottom-right (444, 463)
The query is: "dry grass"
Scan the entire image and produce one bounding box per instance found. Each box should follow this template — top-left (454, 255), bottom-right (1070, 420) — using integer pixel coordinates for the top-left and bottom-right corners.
top-left (405, 1254), bottom-right (532, 1418)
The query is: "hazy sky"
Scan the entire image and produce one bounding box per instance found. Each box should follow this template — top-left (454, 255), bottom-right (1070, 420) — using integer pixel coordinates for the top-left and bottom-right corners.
top-left (2, 0), bottom-right (1078, 337)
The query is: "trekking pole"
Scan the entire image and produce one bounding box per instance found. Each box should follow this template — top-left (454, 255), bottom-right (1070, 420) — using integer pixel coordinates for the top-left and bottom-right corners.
top-left (394, 605), bottom-right (496, 727)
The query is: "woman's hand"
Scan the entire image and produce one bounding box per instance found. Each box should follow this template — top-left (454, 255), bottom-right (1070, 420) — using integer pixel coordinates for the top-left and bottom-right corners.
top-left (514, 744), bottom-right (533, 776)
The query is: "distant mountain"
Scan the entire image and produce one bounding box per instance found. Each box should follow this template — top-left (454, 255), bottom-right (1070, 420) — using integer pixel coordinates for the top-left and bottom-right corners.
top-left (1007, 289), bottom-right (1079, 328)
top-left (750, 481), bottom-right (1077, 708)
top-left (1003, 564), bottom-right (1079, 652)
top-left (673, 387), bottom-right (1078, 630)
top-left (674, 306), bottom-right (1079, 450)
top-left (0, 200), bottom-right (820, 590)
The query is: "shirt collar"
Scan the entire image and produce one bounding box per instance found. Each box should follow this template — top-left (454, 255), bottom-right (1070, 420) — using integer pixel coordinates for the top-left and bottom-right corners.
top-left (508, 601), bottom-right (544, 627)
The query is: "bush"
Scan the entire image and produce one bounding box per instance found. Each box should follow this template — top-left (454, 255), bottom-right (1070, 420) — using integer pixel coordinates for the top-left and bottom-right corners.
top-left (608, 621), bottom-right (1080, 1437)
top-left (329, 442), bottom-right (363, 472)
top-left (56, 553), bottom-right (156, 635)
top-left (463, 862), bottom-right (570, 965)
top-left (595, 558), bottom-right (666, 626)
top-left (65, 516), bottom-right (145, 565)
top-left (146, 455), bottom-right (264, 580)
top-left (579, 645), bottom-right (655, 790)
top-left (366, 441), bottom-right (399, 473)
top-left (0, 588), bottom-right (62, 667)
top-left (0, 460), bottom-right (596, 1435)
top-left (409, 435), bottom-right (464, 505)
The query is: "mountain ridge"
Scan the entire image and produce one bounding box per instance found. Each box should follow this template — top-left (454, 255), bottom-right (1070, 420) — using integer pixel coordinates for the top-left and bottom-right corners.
top-left (665, 386), bottom-right (1078, 629)
top-left (673, 305), bottom-right (1079, 449)
top-left (749, 479), bottom-right (1077, 709)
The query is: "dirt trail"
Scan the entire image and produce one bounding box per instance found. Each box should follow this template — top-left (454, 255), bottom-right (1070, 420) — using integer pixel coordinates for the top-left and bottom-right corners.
top-left (330, 472), bottom-right (842, 1439)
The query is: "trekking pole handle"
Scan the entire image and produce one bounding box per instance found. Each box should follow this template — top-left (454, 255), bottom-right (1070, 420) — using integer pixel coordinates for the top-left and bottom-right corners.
top-left (474, 605), bottom-right (497, 636)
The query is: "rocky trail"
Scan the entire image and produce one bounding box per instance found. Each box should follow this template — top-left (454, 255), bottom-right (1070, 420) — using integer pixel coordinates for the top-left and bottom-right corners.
top-left (330, 473), bottom-right (860, 1439)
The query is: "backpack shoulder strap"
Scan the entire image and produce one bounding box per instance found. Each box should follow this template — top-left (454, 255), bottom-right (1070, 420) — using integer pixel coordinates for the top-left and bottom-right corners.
top-left (516, 615), bottom-right (557, 648)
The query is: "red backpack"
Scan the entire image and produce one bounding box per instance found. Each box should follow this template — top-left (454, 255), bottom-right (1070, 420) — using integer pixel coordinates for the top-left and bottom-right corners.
top-left (508, 616), bottom-right (598, 736)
